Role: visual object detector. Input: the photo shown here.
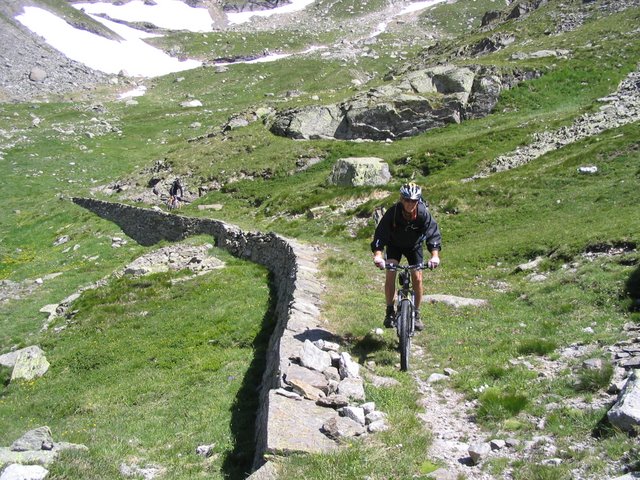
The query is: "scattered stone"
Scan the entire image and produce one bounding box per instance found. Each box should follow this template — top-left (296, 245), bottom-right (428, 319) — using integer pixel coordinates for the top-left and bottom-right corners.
top-left (336, 377), bottom-right (365, 402)
top-left (427, 373), bottom-right (449, 383)
top-left (29, 67), bottom-right (47, 82)
top-left (321, 416), bottom-right (366, 440)
top-left (53, 235), bottom-right (69, 246)
top-left (299, 340), bottom-right (332, 373)
top-left (340, 406), bottom-right (365, 426)
top-left (0, 346), bottom-right (43, 369)
top-left (367, 419), bottom-right (389, 433)
top-left (515, 256), bottom-right (544, 272)
top-left (314, 339), bottom-right (340, 352)
top-left (287, 378), bottom-right (325, 401)
top-left (111, 237), bottom-right (127, 248)
top-left (427, 468), bottom-right (458, 480)
top-left (582, 358), bottom-right (605, 370)
top-left (525, 271), bottom-right (547, 282)
top-left (195, 444), bottom-right (215, 457)
top-left (316, 394), bottom-right (349, 409)
top-left (274, 388), bottom-right (302, 400)
top-left (338, 352), bottom-right (360, 379)
top-left (505, 438), bottom-right (520, 448)
top-left (365, 411), bottom-right (387, 424)
top-left (0, 464), bottom-right (48, 480)
top-left (180, 99), bottom-right (202, 108)
top-left (10, 426), bottom-right (54, 452)
top-left (468, 442), bottom-right (491, 465)
top-left (490, 439), bottom-right (506, 450)
top-left (361, 402), bottom-right (376, 415)
top-left (327, 157), bottom-right (391, 187)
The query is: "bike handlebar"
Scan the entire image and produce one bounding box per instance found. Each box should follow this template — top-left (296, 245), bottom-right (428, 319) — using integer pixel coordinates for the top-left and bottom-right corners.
top-left (384, 264), bottom-right (424, 272)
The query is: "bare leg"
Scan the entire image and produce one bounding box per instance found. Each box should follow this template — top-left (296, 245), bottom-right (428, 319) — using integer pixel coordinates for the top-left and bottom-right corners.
top-left (411, 269), bottom-right (423, 310)
top-left (385, 259), bottom-right (399, 306)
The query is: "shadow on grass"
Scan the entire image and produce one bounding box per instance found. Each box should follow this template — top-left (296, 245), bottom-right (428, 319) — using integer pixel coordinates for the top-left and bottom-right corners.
top-left (221, 272), bottom-right (278, 480)
top-left (349, 332), bottom-right (396, 366)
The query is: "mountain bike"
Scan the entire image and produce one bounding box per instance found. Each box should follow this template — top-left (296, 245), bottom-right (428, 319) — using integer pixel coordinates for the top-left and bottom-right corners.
top-left (385, 263), bottom-right (423, 371)
top-left (166, 195), bottom-right (182, 210)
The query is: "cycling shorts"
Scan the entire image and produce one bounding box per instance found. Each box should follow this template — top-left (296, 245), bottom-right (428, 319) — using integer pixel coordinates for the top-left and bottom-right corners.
top-left (385, 245), bottom-right (423, 266)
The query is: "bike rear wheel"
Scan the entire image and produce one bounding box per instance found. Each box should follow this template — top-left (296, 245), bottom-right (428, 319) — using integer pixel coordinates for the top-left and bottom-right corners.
top-left (398, 299), bottom-right (411, 371)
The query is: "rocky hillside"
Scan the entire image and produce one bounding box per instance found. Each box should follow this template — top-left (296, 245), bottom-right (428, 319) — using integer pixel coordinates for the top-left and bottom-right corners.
top-left (1, 1), bottom-right (640, 479)
top-left (0, 0), bottom-right (114, 102)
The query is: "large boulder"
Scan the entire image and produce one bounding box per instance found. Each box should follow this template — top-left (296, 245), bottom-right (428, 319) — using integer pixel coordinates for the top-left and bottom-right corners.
top-left (269, 65), bottom-right (505, 141)
top-left (608, 369), bottom-right (640, 432)
top-left (327, 158), bottom-right (391, 187)
top-left (269, 104), bottom-right (344, 139)
top-left (0, 426), bottom-right (88, 466)
top-left (10, 346), bottom-right (49, 381)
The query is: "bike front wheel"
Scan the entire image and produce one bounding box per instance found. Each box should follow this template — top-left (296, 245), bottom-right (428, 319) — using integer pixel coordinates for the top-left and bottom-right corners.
top-left (398, 299), bottom-right (412, 371)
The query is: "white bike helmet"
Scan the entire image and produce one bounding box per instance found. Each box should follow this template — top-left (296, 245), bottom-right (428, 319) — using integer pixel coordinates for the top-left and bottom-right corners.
top-left (400, 182), bottom-right (421, 201)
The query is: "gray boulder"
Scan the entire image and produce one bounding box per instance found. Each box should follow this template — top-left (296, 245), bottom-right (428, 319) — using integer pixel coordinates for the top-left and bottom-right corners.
top-left (270, 104), bottom-right (343, 140)
top-left (328, 158), bottom-right (390, 187)
top-left (10, 426), bottom-right (53, 452)
top-left (28, 67), bottom-right (47, 82)
top-left (0, 426), bottom-right (88, 466)
top-left (0, 464), bottom-right (48, 480)
top-left (10, 346), bottom-right (49, 381)
top-left (608, 369), bottom-right (640, 432)
top-left (0, 346), bottom-right (44, 369)
top-left (270, 65), bottom-right (510, 141)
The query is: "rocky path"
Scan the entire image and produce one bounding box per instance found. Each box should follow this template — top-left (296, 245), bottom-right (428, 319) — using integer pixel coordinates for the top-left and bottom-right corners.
top-left (412, 360), bottom-right (496, 480)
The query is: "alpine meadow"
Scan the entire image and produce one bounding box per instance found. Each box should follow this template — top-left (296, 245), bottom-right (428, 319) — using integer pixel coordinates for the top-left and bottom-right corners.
top-left (0, 0), bottom-right (639, 479)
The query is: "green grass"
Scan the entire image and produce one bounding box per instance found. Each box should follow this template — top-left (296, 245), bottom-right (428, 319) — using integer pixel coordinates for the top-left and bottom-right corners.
top-left (1, 250), bottom-right (272, 479)
top-left (2, 0), bottom-right (640, 478)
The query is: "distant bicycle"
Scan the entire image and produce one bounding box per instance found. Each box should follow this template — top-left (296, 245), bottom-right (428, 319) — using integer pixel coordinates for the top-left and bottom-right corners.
top-left (385, 263), bottom-right (424, 371)
top-left (166, 195), bottom-right (182, 210)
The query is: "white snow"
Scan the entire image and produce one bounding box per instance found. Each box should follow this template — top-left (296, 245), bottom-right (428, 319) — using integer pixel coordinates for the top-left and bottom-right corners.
top-left (226, 0), bottom-right (316, 25)
top-left (14, 0), bottom-right (320, 78)
top-left (369, 0), bottom-right (446, 38)
top-left (13, 0), bottom-right (444, 80)
top-left (74, 0), bottom-right (215, 32)
top-left (16, 6), bottom-right (201, 77)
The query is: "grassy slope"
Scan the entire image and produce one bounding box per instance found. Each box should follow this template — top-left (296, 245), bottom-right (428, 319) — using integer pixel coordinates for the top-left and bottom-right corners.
top-left (1, 0), bottom-right (639, 479)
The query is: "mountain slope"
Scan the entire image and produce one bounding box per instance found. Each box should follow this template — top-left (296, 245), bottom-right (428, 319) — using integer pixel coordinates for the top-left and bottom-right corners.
top-left (1, 1), bottom-right (639, 479)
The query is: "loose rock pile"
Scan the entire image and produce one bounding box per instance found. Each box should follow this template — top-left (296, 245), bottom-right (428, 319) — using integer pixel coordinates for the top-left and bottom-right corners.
top-left (280, 339), bottom-right (389, 441)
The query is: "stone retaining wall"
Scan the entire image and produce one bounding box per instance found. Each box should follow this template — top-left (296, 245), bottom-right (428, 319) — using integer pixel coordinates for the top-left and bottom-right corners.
top-left (72, 198), bottom-right (329, 473)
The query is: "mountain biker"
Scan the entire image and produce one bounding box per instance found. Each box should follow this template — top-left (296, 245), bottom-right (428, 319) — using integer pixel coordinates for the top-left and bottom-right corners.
top-left (169, 177), bottom-right (184, 198)
top-left (168, 177), bottom-right (184, 206)
top-left (371, 182), bottom-right (441, 331)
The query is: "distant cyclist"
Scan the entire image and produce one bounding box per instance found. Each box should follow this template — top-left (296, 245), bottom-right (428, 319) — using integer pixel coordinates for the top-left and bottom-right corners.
top-left (371, 182), bottom-right (442, 331)
top-left (168, 177), bottom-right (184, 209)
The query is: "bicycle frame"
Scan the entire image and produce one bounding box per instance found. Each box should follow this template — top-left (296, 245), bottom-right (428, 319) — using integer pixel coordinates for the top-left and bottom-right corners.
top-left (385, 263), bottom-right (423, 370)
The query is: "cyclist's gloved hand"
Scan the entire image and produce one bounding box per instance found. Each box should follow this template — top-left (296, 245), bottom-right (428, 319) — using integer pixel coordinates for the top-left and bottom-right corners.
top-left (427, 256), bottom-right (440, 269)
top-left (373, 255), bottom-right (385, 269)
